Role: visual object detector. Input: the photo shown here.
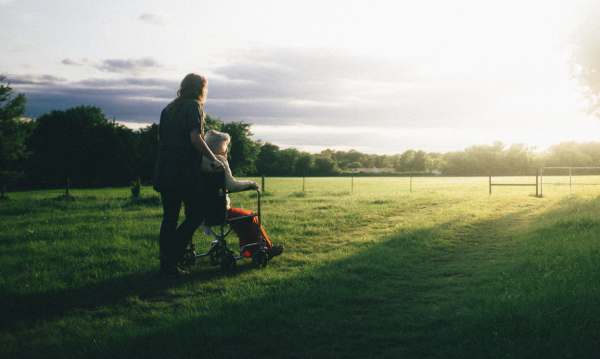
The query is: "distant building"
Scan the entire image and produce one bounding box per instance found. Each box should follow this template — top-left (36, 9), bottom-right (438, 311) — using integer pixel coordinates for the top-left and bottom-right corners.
top-left (350, 168), bottom-right (395, 173)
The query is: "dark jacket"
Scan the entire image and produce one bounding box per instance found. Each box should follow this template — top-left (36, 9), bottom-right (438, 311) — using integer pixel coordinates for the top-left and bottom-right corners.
top-left (153, 100), bottom-right (204, 192)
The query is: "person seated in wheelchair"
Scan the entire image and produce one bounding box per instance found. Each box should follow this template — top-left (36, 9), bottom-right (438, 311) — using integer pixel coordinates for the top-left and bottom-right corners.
top-left (201, 130), bottom-right (284, 260)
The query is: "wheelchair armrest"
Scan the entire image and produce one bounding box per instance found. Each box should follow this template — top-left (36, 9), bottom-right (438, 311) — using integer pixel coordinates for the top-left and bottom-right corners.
top-left (227, 189), bottom-right (261, 227)
top-left (225, 184), bottom-right (259, 194)
top-left (227, 213), bottom-right (259, 223)
top-left (210, 186), bottom-right (261, 228)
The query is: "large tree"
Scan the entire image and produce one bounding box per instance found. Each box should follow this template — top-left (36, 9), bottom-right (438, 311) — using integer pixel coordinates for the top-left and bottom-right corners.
top-left (502, 144), bottom-right (534, 175)
top-left (545, 141), bottom-right (593, 167)
top-left (313, 150), bottom-right (338, 175)
top-left (313, 156), bottom-right (338, 175)
top-left (26, 106), bottom-right (138, 189)
top-left (204, 114), bottom-right (224, 132)
top-left (221, 121), bottom-right (260, 176)
top-left (395, 150), bottom-right (415, 172)
top-left (295, 152), bottom-right (315, 175)
top-left (568, 2), bottom-right (600, 118)
top-left (137, 123), bottom-right (159, 184)
top-left (256, 142), bottom-right (281, 176)
top-left (0, 76), bottom-right (33, 198)
top-left (276, 148), bottom-right (300, 176)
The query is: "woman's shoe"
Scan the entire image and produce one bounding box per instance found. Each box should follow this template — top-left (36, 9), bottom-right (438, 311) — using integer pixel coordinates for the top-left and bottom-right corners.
top-left (160, 265), bottom-right (189, 277)
top-left (268, 244), bottom-right (284, 260)
top-left (159, 254), bottom-right (189, 277)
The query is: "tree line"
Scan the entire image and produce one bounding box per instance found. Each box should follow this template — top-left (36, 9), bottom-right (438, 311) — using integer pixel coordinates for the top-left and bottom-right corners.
top-left (256, 141), bottom-right (600, 177)
top-left (2, 80), bottom-right (600, 194)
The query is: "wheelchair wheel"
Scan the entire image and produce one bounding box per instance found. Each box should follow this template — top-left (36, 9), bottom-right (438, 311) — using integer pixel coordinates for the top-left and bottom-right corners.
top-left (220, 253), bottom-right (236, 272)
top-left (251, 249), bottom-right (268, 269)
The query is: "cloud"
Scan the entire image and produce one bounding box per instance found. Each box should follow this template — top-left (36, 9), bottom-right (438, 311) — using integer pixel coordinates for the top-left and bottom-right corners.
top-left (218, 47), bottom-right (425, 84)
top-left (62, 57), bottom-right (93, 66)
top-left (139, 13), bottom-right (171, 26)
top-left (7, 44), bottom-right (588, 154)
top-left (61, 56), bottom-right (164, 75)
top-left (200, 46), bottom-right (572, 132)
top-left (77, 77), bottom-right (177, 89)
top-left (7, 74), bottom-right (67, 85)
top-left (7, 75), bottom-right (176, 122)
top-left (62, 58), bottom-right (80, 66)
top-left (10, 46), bottom-right (543, 131)
top-left (206, 47), bottom-right (419, 111)
top-left (211, 47), bottom-right (426, 102)
top-left (18, 47), bottom-right (460, 130)
top-left (97, 57), bottom-right (163, 75)
top-left (202, 47), bottom-right (500, 129)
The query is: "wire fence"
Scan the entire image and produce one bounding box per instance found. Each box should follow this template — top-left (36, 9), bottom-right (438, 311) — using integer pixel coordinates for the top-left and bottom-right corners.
top-left (540, 167), bottom-right (600, 197)
top-left (15, 171), bottom-right (598, 199)
top-left (240, 175), bottom-right (496, 196)
top-left (238, 171), bottom-right (600, 197)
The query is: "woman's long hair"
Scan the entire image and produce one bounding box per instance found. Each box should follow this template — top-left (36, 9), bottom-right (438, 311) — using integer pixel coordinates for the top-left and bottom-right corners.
top-left (167, 73), bottom-right (208, 121)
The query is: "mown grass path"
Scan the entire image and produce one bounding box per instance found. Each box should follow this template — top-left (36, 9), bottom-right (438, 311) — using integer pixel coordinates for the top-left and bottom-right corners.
top-left (1, 180), bottom-right (599, 358)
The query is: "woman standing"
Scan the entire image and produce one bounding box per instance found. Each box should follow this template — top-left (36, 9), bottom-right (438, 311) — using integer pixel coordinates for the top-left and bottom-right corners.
top-left (153, 73), bottom-right (223, 276)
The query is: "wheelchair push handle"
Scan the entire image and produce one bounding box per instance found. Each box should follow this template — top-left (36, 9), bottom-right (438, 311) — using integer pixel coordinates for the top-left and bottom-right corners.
top-left (256, 189), bottom-right (261, 228)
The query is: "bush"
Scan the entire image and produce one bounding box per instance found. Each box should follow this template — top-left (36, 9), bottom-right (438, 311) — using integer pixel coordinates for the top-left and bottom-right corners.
top-left (131, 179), bottom-right (141, 197)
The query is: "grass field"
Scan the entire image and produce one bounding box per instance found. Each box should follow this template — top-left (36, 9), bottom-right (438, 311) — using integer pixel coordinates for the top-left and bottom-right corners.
top-left (2, 177), bottom-right (600, 358)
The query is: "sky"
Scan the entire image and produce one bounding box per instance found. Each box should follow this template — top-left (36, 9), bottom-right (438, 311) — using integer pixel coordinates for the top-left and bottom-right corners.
top-left (2, 0), bottom-right (600, 155)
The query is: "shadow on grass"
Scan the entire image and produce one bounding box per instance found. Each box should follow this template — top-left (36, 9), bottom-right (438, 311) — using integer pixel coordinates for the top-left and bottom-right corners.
top-left (0, 264), bottom-right (226, 332)
top-left (121, 195), bottom-right (162, 208)
top-left (5, 196), bottom-right (600, 358)
top-left (0, 195), bottom-right (160, 218)
top-left (0, 212), bottom-right (153, 248)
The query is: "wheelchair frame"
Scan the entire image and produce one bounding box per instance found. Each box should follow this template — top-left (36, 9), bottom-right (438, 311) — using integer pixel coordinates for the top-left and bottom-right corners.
top-left (179, 171), bottom-right (269, 272)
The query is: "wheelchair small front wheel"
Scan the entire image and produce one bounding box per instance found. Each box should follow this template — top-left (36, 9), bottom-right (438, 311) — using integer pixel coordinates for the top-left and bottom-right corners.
top-left (251, 249), bottom-right (268, 269)
top-left (220, 253), bottom-right (236, 272)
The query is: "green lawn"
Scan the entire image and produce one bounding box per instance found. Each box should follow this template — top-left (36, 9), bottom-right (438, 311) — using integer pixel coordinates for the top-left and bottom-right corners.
top-left (1, 177), bottom-right (600, 358)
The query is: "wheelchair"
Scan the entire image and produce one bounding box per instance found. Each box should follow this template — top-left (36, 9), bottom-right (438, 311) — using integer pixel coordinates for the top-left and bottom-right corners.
top-left (179, 171), bottom-right (269, 272)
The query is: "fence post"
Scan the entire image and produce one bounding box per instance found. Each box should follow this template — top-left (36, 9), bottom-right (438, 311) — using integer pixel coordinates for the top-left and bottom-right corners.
top-left (569, 167), bottom-right (572, 190)
top-left (262, 174), bottom-right (265, 192)
top-left (535, 170), bottom-right (539, 197)
top-left (489, 171), bottom-right (492, 195)
top-left (540, 168), bottom-right (543, 197)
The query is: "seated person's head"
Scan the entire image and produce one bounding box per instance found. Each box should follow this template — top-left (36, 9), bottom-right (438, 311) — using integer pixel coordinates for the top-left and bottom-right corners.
top-left (205, 130), bottom-right (230, 156)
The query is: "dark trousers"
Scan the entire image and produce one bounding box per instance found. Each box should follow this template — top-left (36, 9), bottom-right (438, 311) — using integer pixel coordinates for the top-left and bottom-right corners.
top-left (159, 188), bottom-right (206, 265)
